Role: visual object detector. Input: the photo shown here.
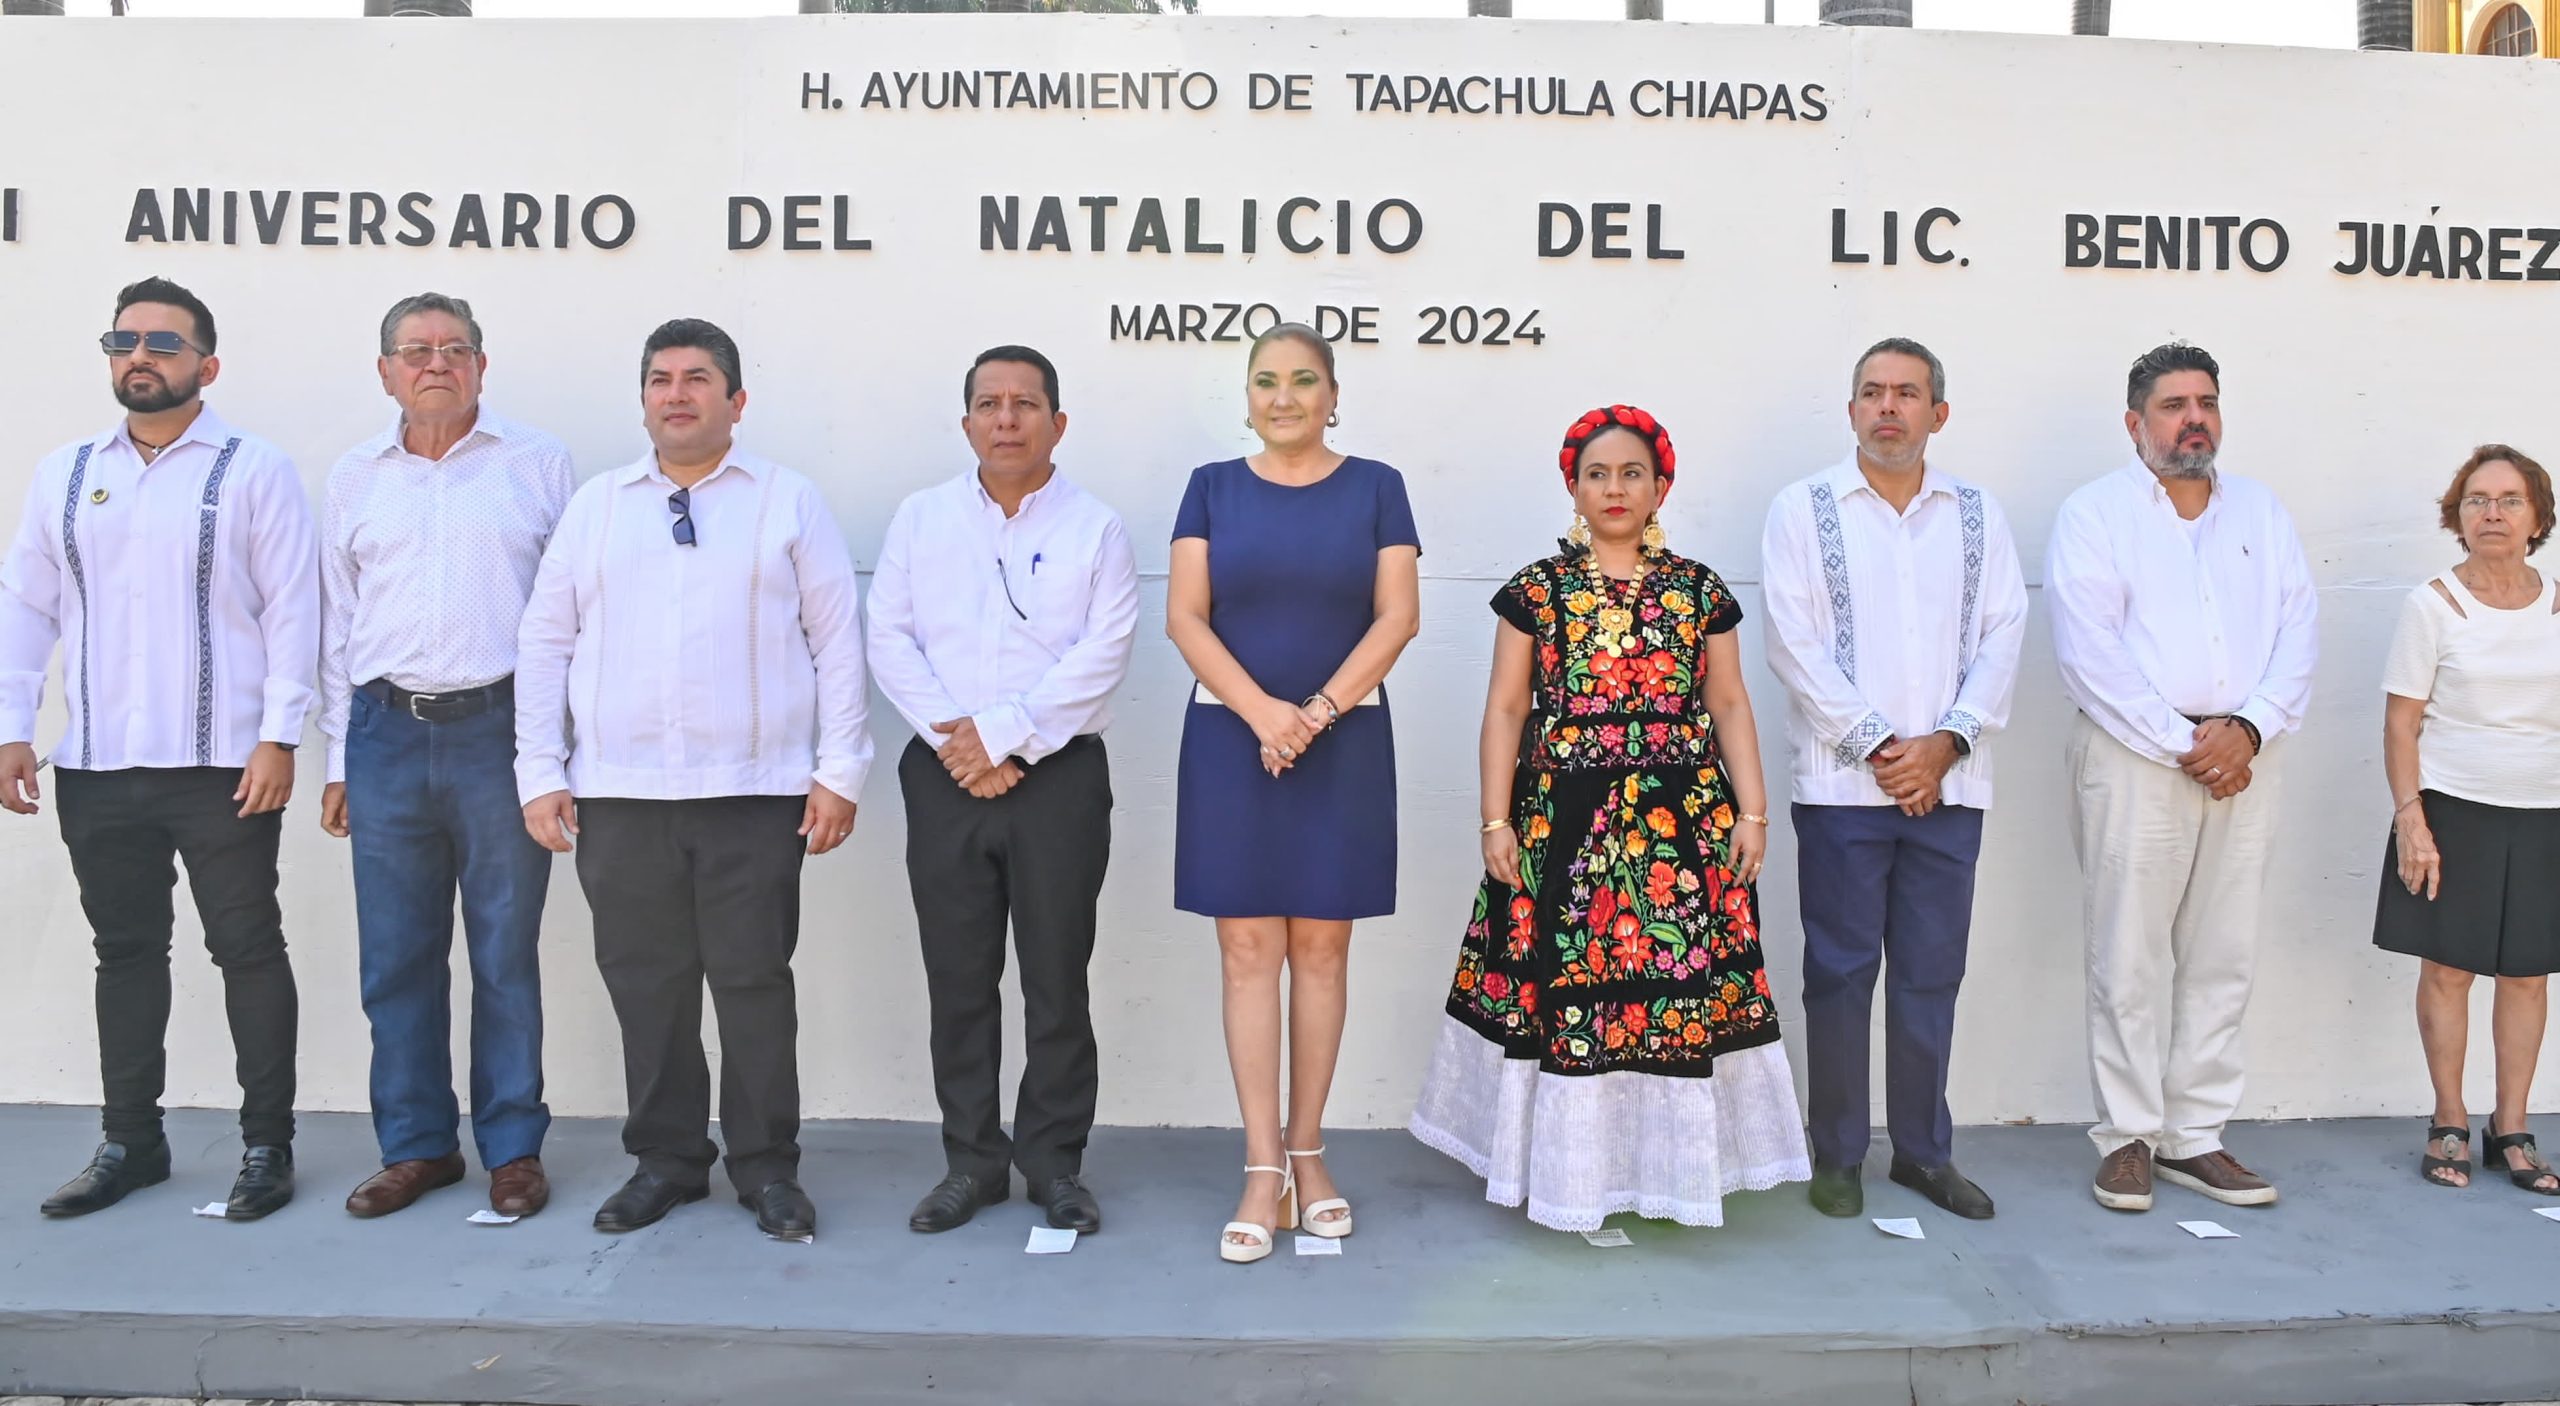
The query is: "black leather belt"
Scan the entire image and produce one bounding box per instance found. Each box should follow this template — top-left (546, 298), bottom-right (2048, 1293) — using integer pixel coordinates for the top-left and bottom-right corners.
top-left (361, 676), bottom-right (513, 723)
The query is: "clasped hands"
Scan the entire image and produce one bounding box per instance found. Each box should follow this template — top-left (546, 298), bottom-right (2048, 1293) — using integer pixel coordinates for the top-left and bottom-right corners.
top-left (1246, 694), bottom-right (1333, 778)
top-left (2177, 718), bottom-right (2255, 801)
top-left (930, 716), bottom-right (1024, 800)
top-left (1870, 731), bottom-right (1960, 817)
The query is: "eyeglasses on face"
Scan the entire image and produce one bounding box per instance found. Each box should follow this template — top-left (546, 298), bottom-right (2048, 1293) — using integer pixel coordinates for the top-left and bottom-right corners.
top-left (390, 342), bottom-right (480, 368)
top-left (99, 329), bottom-right (207, 359)
top-left (668, 487), bottom-right (697, 547)
top-left (2459, 494), bottom-right (2531, 516)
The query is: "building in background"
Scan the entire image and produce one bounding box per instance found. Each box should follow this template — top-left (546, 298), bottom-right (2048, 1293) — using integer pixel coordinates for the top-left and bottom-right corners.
top-left (2418, 0), bottom-right (2556, 55)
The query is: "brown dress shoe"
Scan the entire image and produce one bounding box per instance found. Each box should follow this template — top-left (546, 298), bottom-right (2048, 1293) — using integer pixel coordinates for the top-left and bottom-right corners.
top-left (490, 1156), bottom-right (551, 1218)
top-left (2093, 1141), bottom-right (2153, 1212)
top-left (2155, 1149), bottom-right (2278, 1206)
top-left (346, 1153), bottom-right (467, 1218)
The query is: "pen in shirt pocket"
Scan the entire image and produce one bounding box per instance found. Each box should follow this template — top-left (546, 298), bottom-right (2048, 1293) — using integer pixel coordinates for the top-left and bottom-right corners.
top-left (1032, 552), bottom-right (1044, 575)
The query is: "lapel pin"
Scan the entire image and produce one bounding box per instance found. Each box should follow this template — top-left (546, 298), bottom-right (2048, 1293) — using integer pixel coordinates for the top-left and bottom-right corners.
top-left (89, 488), bottom-right (108, 505)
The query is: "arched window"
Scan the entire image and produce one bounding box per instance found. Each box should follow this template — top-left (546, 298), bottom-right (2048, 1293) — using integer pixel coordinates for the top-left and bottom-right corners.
top-left (2482, 2), bottom-right (2539, 57)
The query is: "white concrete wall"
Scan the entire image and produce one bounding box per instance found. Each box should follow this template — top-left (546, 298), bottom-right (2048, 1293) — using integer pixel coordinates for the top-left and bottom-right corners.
top-left (0, 16), bottom-right (2548, 1131)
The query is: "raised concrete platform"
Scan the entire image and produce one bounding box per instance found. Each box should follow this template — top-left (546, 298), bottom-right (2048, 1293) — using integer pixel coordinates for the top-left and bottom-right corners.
top-left (3, 1104), bottom-right (2558, 1406)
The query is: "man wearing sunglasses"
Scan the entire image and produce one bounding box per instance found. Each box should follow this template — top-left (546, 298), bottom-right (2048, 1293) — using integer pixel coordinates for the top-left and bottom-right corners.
top-left (317, 293), bottom-right (574, 1223)
top-left (0, 276), bottom-right (317, 1222)
top-left (514, 318), bottom-right (870, 1242)
top-left (868, 346), bottom-right (1138, 1237)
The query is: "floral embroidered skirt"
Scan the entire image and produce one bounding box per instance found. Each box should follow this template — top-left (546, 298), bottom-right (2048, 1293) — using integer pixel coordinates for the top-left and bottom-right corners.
top-left (1409, 758), bottom-right (1809, 1230)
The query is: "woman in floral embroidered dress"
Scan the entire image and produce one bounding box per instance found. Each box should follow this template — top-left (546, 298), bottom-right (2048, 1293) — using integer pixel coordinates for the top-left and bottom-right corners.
top-left (1408, 404), bottom-right (1811, 1230)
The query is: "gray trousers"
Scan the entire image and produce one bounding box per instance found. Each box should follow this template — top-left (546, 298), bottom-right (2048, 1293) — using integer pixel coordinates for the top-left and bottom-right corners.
top-left (900, 736), bottom-right (1112, 1184)
top-left (575, 794), bottom-right (807, 1192)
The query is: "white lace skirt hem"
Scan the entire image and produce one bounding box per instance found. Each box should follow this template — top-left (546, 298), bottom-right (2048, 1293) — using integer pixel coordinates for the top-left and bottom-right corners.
top-left (1407, 1013), bottom-right (1811, 1233)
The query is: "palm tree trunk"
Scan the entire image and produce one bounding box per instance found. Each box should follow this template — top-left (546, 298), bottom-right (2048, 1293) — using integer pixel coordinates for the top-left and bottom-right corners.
top-left (1819, 0), bottom-right (1912, 26)
top-left (2358, 0), bottom-right (2413, 49)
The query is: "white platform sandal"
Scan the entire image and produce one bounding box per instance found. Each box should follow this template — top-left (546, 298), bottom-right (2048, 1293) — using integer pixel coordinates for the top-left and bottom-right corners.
top-left (1218, 1163), bottom-right (1297, 1264)
top-left (1288, 1146), bottom-right (1353, 1239)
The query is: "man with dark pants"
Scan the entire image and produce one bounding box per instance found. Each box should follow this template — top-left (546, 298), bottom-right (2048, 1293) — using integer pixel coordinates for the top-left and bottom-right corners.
top-left (1, 277), bottom-right (316, 1220)
top-left (1761, 338), bottom-right (2027, 1220)
top-left (319, 293), bottom-right (572, 1220)
top-left (515, 319), bottom-right (869, 1240)
top-left (868, 346), bottom-right (1137, 1234)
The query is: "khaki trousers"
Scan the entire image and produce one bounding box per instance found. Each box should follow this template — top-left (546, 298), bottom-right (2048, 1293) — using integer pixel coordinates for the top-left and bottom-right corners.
top-left (2066, 711), bottom-right (2282, 1159)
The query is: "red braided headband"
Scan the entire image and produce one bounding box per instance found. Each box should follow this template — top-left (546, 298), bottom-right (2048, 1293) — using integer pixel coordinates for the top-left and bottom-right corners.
top-left (1559, 404), bottom-right (1676, 499)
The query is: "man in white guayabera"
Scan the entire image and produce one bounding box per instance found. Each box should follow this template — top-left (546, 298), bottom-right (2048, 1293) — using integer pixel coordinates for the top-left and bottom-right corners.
top-left (2048, 342), bottom-right (2317, 1215)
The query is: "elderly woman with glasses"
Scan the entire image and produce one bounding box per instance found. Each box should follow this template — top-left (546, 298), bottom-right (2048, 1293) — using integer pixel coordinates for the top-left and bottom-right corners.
top-left (2375, 445), bottom-right (2560, 1196)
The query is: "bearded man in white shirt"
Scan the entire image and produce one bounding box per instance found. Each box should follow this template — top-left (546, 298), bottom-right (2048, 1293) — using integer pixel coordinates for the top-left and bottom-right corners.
top-left (871, 346), bottom-right (1138, 1237)
top-left (515, 318), bottom-right (870, 1242)
top-left (1, 276), bottom-right (316, 1222)
top-left (1763, 338), bottom-right (2028, 1223)
top-left (2048, 342), bottom-right (2318, 1214)
top-left (318, 293), bottom-right (573, 1223)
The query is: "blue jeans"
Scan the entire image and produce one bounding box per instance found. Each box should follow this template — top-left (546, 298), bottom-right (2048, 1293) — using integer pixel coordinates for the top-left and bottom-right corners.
top-left (346, 687), bottom-right (553, 1168)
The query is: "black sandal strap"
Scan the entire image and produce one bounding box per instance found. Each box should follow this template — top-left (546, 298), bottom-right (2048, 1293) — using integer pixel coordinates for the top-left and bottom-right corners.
top-left (2485, 1129), bottom-right (2539, 1155)
top-left (2428, 1124), bottom-right (2470, 1144)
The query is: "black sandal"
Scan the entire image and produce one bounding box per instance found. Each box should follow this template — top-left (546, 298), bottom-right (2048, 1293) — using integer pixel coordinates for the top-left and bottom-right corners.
top-left (2420, 1125), bottom-right (2471, 1188)
top-left (2482, 1124), bottom-right (2560, 1196)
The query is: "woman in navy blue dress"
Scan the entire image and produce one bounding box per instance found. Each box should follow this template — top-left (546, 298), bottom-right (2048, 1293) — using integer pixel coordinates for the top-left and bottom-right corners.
top-left (1168, 324), bottom-right (1422, 1262)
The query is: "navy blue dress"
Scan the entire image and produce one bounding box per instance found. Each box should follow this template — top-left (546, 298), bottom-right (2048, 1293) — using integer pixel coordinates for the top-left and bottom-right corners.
top-left (1172, 456), bottom-right (1421, 920)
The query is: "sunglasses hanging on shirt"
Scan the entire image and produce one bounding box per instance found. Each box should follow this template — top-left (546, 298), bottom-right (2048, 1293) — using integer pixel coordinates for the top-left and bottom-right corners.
top-left (668, 487), bottom-right (697, 547)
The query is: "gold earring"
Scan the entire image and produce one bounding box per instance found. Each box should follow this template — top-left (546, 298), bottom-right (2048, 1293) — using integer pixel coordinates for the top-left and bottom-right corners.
top-left (1642, 515), bottom-right (1668, 552)
top-left (1565, 514), bottom-right (1593, 549)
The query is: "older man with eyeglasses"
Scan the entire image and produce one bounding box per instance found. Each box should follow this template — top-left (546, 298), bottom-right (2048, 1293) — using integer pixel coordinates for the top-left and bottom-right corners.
top-left (317, 292), bottom-right (574, 1222)
top-left (514, 318), bottom-right (870, 1241)
top-left (1, 276), bottom-right (316, 1222)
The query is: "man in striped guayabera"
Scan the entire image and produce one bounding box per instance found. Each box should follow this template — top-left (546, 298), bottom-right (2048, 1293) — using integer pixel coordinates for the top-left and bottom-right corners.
top-left (1, 276), bottom-right (318, 1223)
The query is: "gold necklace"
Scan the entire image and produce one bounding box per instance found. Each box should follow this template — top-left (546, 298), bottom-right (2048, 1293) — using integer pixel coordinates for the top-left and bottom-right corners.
top-left (1594, 566), bottom-right (1639, 650)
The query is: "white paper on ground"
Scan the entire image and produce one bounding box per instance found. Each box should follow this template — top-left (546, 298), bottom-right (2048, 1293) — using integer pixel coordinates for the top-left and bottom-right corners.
top-left (1293, 1234), bottom-right (1342, 1255)
top-left (767, 1231), bottom-right (815, 1245)
top-left (466, 1209), bottom-right (520, 1226)
top-left (191, 1202), bottom-right (229, 1218)
top-left (1026, 1225), bottom-right (1079, 1254)
top-left (1581, 1228), bottom-right (1634, 1248)
top-left (2534, 1206), bottom-right (2560, 1223)
top-left (1872, 1217), bottom-right (1925, 1240)
top-left (2178, 1220), bottom-right (2239, 1239)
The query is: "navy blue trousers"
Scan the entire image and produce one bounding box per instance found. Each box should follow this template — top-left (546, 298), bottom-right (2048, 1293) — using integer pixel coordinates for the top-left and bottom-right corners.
top-left (1794, 802), bottom-right (1984, 1170)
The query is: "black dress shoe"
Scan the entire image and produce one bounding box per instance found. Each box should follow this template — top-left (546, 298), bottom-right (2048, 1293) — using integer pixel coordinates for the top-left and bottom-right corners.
top-left (226, 1145), bottom-right (295, 1221)
top-left (1808, 1162), bottom-right (1864, 1218)
top-left (40, 1140), bottom-right (173, 1218)
top-left (593, 1167), bottom-right (709, 1233)
top-left (908, 1170), bottom-right (1008, 1233)
top-left (1890, 1157), bottom-right (1995, 1220)
top-left (740, 1178), bottom-right (818, 1238)
top-left (1027, 1173), bottom-right (1102, 1234)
